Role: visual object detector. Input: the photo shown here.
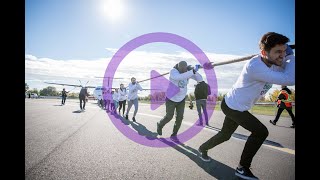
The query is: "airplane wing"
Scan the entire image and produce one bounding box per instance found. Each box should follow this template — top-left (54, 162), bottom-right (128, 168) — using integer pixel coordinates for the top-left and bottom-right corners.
top-left (85, 85), bottom-right (97, 89)
top-left (94, 77), bottom-right (124, 79)
top-left (44, 82), bottom-right (82, 87)
top-left (44, 82), bottom-right (97, 89)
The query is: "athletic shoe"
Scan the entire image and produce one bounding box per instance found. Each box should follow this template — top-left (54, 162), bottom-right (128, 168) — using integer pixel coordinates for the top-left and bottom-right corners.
top-left (170, 133), bottom-right (179, 141)
top-left (269, 120), bottom-right (276, 125)
top-left (196, 122), bottom-right (203, 126)
top-left (198, 147), bottom-right (211, 162)
top-left (235, 167), bottom-right (259, 180)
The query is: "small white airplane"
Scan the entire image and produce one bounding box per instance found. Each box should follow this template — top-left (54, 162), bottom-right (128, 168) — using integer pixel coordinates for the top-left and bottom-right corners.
top-left (44, 80), bottom-right (115, 101)
top-left (45, 79), bottom-right (155, 104)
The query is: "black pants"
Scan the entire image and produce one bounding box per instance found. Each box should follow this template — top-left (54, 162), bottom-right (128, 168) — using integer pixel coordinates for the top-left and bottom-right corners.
top-left (79, 96), bottom-right (86, 110)
top-left (61, 96), bottom-right (66, 104)
top-left (200, 98), bottom-right (269, 168)
top-left (119, 100), bottom-right (126, 114)
top-left (274, 108), bottom-right (295, 125)
top-left (99, 99), bottom-right (104, 108)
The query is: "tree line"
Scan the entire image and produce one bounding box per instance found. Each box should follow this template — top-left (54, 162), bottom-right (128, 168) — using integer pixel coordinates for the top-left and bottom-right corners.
top-left (25, 83), bottom-right (294, 102)
top-left (138, 89), bottom-right (295, 102)
top-left (25, 83), bottom-right (81, 98)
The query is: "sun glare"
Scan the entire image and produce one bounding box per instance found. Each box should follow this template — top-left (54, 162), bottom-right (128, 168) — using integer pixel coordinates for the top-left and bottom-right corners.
top-left (101, 0), bottom-right (125, 22)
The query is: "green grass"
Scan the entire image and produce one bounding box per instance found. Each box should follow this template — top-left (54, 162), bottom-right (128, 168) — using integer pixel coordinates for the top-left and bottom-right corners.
top-left (214, 104), bottom-right (295, 117)
top-left (140, 100), bottom-right (295, 117)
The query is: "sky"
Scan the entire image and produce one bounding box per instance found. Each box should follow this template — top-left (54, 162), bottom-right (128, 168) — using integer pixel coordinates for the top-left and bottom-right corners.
top-left (25, 0), bottom-right (295, 97)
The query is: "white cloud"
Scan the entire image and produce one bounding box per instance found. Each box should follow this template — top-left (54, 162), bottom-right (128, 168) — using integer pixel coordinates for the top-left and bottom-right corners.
top-left (25, 50), bottom-right (294, 97)
top-left (25, 54), bottom-right (37, 61)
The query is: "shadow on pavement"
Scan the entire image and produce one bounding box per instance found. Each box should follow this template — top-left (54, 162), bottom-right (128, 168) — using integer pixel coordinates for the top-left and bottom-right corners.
top-left (117, 114), bottom-right (130, 125)
top-left (115, 114), bottom-right (158, 139)
top-left (129, 121), bottom-right (158, 140)
top-left (206, 125), bottom-right (284, 148)
top-left (113, 118), bottom-right (239, 179)
top-left (116, 118), bottom-right (237, 179)
top-left (158, 138), bottom-right (238, 179)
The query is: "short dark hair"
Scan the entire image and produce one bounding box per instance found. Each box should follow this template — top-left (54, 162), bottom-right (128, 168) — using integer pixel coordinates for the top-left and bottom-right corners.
top-left (259, 32), bottom-right (289, 52)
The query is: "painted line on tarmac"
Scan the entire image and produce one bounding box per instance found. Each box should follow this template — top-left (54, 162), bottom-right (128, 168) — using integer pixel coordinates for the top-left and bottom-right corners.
top-left (133, 112), bottom-right (295, 155)
top-left (263, 145), bottom-right (295, 155)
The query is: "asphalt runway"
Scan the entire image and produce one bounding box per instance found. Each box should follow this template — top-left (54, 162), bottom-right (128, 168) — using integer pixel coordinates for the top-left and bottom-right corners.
top-left (25, 98), bottom-right (295, 180)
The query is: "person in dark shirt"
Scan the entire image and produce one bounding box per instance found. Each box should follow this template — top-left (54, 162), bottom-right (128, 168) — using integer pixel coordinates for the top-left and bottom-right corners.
top-left (194, 73), bottom-right (211, 126)
top-left (79, 87), bottom-right (89, 111)
top-left (61, 88), bottom-right (69, 105)
top-left (270, 85), bottom-right (295, 128)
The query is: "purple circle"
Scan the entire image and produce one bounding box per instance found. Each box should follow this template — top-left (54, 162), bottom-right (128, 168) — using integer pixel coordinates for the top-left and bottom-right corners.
top-left (103, 32), bottom-right (217, 148)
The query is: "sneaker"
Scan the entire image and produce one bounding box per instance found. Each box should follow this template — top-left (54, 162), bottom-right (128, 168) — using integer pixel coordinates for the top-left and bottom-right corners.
top-left (157, 123), bottom-right (162, 135)
top-left (269, 120), bottom-right (276, 125)
top-left (196, 122), bottom-right (203, 126)
top-left (170, 133), bottom-right (177, 137)
top-left (125, 115), bottom-right (128, 120)
top-left (235, 167), bottom-right (259, 180)
top-left (132, 117), bottom-right (136, 122)
top-left (198, 147), bottom-right (211, 162)
top-left (170, 135), bottom-right (179, 142)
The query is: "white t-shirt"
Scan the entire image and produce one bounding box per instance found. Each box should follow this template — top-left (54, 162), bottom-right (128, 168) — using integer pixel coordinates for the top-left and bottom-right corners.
top-left (127, 83), bottom-right (143, 100)
top-left (112, 92), bottom-right (119, 101)
top-left (118, 88), bottom-right (127, 101)
top-left (225, 55), bottom-right (295, 112)
top-left (168, 68), bottom-right (197, 102)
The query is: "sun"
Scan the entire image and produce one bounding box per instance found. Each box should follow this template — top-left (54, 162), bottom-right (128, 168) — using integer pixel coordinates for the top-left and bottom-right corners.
top-left (101, 0), bottom-right (125, 22)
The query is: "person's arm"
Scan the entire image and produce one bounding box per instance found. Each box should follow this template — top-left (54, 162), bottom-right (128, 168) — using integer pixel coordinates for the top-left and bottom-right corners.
top-left (284, 87), bottom-right (292, 94)
top-left (277, 94), bottom-right (286, 100)
top-left (189, 71), bottom-right (202, 81)
top-left (136, 83), bottom-right (143, 91)
top-left (170, 69), bottom-right (195, 81)
top-left (251, 55), bottom-right (295, 86)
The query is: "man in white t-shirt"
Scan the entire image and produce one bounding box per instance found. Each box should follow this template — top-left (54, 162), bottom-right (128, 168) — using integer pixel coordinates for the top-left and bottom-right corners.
top-left (125, 77), bottom-right (143, 122)
top-left (156, 61), bottom-right (201, 138)
top-left (198, 32), bottom-right (295, 180)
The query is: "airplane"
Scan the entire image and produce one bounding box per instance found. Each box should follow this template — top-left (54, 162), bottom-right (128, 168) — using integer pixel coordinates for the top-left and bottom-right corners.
top-left (44, 78), bottom-right (156, 104)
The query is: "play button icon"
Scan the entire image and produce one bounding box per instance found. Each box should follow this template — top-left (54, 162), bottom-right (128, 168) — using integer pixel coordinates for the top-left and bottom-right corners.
top-left (150, 70), bottom-right (180, 110)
